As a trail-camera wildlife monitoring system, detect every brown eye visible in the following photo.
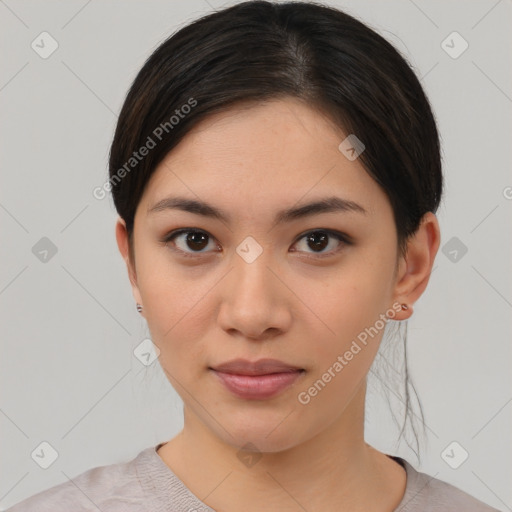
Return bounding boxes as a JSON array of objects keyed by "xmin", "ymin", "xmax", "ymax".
[
  {"xmin": 305, "ymin": 231, "xmax": 329, "ymax": 252},
  {"xmin": 182, "ymin": 231, "xmax": 209, "ymax": 251},
  {"xmin": 164, "ymin": 229, "xmax": 219, "ymax": 258},
  {"xmin": 292, "ymin": 230, "xmax": 348, "ymax": 257}
]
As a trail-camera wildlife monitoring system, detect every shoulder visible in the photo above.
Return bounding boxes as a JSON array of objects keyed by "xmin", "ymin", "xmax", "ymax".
[
  {"xmin": 5, "ymin": 448, "xmax": 151, "ymax": 512},
  {"xmin": 397, "ymin": 458, "xmax": 501, "ymax": 512}
]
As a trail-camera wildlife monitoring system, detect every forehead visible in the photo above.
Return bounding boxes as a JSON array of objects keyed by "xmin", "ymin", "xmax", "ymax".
[
  {"xmin": 164, "ymin": 97, "xmax": 346, "ymax": 169},
  {"xmin": 140, "ymin": 98, "xmax": 390, "ymax": 221}
]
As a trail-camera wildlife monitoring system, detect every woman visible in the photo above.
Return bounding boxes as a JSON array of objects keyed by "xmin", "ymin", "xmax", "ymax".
[{"xmin": 7, "ymin": 1, "xmax": 501, "ymax": 511}]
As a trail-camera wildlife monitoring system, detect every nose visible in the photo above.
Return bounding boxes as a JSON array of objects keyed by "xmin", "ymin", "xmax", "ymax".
[{"xmin": 217, "ymin": 251, "xmax": 292, "ymax": 341}]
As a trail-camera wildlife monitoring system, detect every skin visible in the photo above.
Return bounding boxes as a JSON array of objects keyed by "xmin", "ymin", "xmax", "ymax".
[{"xmin": 116, "ymin": 97, "xmax": 440, "ymax": 512}]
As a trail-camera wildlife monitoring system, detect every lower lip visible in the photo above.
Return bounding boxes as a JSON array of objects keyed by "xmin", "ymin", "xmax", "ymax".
[{"xmin": 211, "ymin": 369, "xmax": 304, "ymax": 400}]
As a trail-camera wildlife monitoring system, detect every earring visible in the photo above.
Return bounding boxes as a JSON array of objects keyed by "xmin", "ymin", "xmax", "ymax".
[
  {"xmin": 136, "ymin": 303, "xmax": 143, "ymax": 313},
  {"xmin": 401, "ymin": 303, "xmax": 409, "ymax": 311}
]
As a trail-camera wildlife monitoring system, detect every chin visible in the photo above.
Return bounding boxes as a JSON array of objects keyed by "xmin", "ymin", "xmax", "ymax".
[{"xmin": 211, "ymin": 408, "xmax": 311, "ymax": 454}]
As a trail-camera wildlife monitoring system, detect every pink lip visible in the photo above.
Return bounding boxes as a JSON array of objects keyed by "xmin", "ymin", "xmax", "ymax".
[
  {"xmin": 209, "ymin": 358, "xmax": 305, "ymax": 400},
  {"xmin": 211, "ymin": 370, "xmax": 304, "ymax": 399}
]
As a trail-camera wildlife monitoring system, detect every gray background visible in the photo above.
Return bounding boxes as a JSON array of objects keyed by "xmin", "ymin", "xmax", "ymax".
[{"xmin": 1, "ymin": 0, "xmax": 511, "ymax": 510}]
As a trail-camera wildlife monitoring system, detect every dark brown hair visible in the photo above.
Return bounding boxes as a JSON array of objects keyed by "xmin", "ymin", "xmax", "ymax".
[{"xmin": 108, "ymin": 0, "xmax": 443, "ymax": 462}]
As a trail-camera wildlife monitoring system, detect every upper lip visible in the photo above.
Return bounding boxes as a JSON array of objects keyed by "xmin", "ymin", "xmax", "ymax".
[{"xmin": 210, "ymin": 358, "xmax": 303, "ymax": 376}]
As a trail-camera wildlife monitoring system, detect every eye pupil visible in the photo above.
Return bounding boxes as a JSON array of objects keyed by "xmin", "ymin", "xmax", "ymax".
[
  {"xmin": 307, "ymin": 232, "xmax": 329, "ymax": 252},
  {"xmin": 187, "ymin": 232, "xmax": 209, "ymax": 251}
]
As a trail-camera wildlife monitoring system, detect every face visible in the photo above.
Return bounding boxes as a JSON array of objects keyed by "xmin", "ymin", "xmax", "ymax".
[{"xmin": 118, "ymin": 97, "xmax": 409, "ymax": 452}]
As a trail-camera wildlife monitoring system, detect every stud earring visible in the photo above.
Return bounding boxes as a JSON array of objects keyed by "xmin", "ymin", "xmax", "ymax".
[
  {"xmin": 401, "ymin": 303, "xmax": 409, "ymax": 311},
  {"xmin": 136, "ymin": 303, "xmax": 143, "ymax": 313}
]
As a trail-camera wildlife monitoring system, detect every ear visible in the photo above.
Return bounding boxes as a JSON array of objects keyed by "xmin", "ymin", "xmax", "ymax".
[
  {"xmin": 115, "ymin": 217, "xmax": 143, "ymax": 314},
  {"xmin": 391, "ymin": 212, "xmax": 441, "ymax": 320}
]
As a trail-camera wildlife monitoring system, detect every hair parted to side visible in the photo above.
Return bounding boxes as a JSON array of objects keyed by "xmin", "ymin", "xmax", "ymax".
[{"xmin": 108, "ymin": 0, "xmax": 443, "ymax": 463}]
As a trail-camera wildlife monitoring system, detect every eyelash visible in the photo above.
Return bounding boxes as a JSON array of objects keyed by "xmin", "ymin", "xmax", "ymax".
[{"xmin": 161, "ymin": 228, "xmax": 351, "ymax": 260}]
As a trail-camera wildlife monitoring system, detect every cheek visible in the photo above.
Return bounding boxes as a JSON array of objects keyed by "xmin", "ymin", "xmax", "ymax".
[
  {"xmin": 135, "ymin": 251, "xmax": 213, "ymax": 365},
  {"xmin": 297, "ymin": 279, "xmax": 390, "ymax": 416},
  {"xmin": 318, "ymin": 258, "xmax": 393, "ymax": 331}
]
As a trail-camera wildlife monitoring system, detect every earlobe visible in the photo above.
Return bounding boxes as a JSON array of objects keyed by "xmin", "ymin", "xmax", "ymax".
[
  {"xmin": 391, "ymin": 212, "xmax": 441, "ymax": 320},
  {"xmin": 115, "ymin": 217, "xmax": 143, "ymax": 308}
]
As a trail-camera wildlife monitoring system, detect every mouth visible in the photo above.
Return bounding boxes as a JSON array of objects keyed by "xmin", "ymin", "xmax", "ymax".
[
  {"xmin": 209, "ymin": 358, "xmax": 305, "ymax": 400},
  {"xmin": 210, "ymin": 357, "xmax": 304, "ymax": 375}
]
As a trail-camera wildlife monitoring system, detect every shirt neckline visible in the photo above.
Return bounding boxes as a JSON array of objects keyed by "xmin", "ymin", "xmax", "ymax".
[{"xmin": 136, "ymin": 442, "xmax": 424, "ymax": 512}]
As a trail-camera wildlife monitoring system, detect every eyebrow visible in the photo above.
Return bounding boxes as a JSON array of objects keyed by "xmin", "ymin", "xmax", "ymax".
[{"xmin": 147, "ymin": 195, "xmax": 367, "ymax": 224}]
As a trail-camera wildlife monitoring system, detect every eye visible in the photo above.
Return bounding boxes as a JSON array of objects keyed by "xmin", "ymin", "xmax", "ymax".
[
  {"xmin": 292, "ymin": 229, "xmax": 349, "ymax": 258},
  {"xmin": 163, "ymin": 228, "xmax": 220, "ymax": 258},
  {"xmin": 163, "ymin": 228, "xmax": 350, "ymax": 259}
]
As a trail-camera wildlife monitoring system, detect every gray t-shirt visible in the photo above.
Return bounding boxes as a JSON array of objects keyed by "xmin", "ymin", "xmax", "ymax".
[{"xmin": 6, "ymin": 443, "xmax": 500, "ymax": 511}]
